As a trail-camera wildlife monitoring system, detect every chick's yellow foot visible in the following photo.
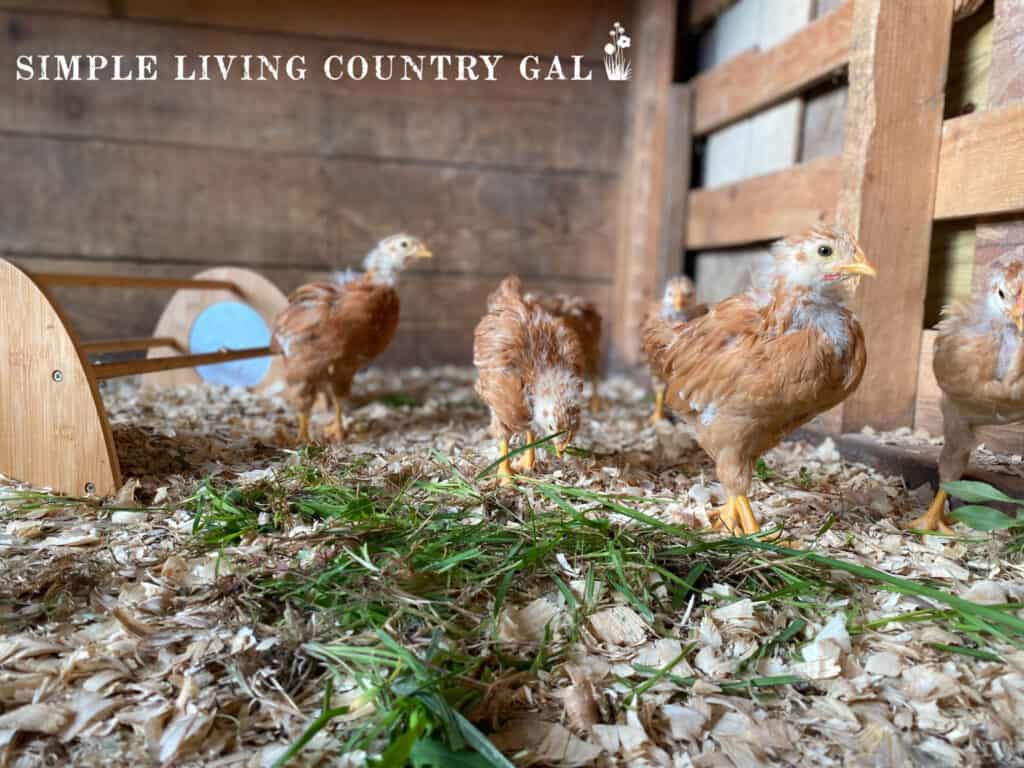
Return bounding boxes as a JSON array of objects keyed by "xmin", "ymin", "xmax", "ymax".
[
  {"xmin": 709, "ymin": 495, "xmax": 760, "ymax": 536},
  {"xmin": 590, "ymin": 393, "xmax": 605, "ymax": 413},
  {"xmin": 511, "ymin": 432, "xmax": 536, "ymax": 473},
  {"xmin": 908, "ymin": 489, "xmax": 955, "ymax": 534},
  {"xmin": 709, "ymin": 497, "xmax": 741, "ymax": 535}
]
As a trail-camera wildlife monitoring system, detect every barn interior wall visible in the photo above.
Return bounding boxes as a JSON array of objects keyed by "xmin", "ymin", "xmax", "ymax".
[{"xmin": 0, "ymin": 0, "xmax": 631, "ymax": 367}]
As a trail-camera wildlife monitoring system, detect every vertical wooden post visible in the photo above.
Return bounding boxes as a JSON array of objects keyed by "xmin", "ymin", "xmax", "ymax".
[
  {"xmin": 973, "ymin": 0, "xmax": 1024, "ymax": 288},
  {"xmin": 655, "ymin": 84, "xmax": 693, "ymax": 293},
  {"xmin": 610, "ymin": 0, "xmax": 678, "ymax": 367},
  {"xmin": 831, "ymin": 0, "xmax": 953, "ymax": 431}
]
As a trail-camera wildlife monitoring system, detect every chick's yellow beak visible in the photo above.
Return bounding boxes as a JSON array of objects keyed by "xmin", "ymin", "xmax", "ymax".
[
  {"xmin": 836, "ymin": 247, "xmax": 877, "ymax": 278},
  {"xmin": 671, "ymin": 293, "xmax": 686, "ymax": 312},
  {"xmin": 1013, "ymin": 288, "xmax": 1024, "ymax": 333},
  {"xmin": 414, "ymin": 244, "xmax": 433, "ymax": 259}
]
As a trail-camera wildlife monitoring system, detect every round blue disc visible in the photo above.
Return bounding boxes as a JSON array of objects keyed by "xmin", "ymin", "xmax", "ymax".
[{"xmin": 189, "ymin": 301, "xmax": 273, "ymax": 387}]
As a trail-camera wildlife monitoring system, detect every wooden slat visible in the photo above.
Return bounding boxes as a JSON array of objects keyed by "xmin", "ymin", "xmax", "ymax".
[
  {"xmin": 654, "ymin": 85, "xmax": 692, "ymax": 291},
  {"xmin": 831, "ymin": 0, "xmax": 953, "ymax": 432},
  {"xmin": 82, "ymin": 336, "xmax": 180, "ymax": 355},
  {"xmin": 691, "ymin": 1, "xmax": 853, "ymax": 136},
  {"xmin": 0, "ymin": 135, "xmax": 616, "ymax": 281},
  {"xmin": 116, "ymin": 0, "xmax": 629, "ymax": 59},
  {"xmin": 32, "ymin": 274, "xmax": 240, "ymax": 292},
  {"xmin": 934, "ymin": 103, "xmax": 1024, "ymax": 220},
  {"xmin": 0, "ymin": 1, "xmax": 109, "ymax": 14},
  {"xmin": 610, "ymin": 0, "xmax": 678, "ymax": 367},
  {"xmin": 92, "ymin": 346, "xmax": 275, "ymax": 380},
  {"xmin": 914, "ymin": 330, "xmax": 1024, "ymax": 454},
  {"xmin": 686, "ymin": 156, "xmax": 841, "ymax": 250},
  {"xmin": 0, "ymin": 12, "xmax": 624, "ymax": 175}
]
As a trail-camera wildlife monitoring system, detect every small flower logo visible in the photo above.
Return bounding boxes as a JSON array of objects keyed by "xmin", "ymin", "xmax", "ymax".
[{"xmin": 604, "ymin": 22, "xmax": 631, "ymax": 81}]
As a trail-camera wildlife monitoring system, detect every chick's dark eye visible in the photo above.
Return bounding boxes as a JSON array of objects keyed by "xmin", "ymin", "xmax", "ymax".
[
  {"xmin": 817, "ymin": 245, "xmax": 833, "ymax": 258},
  {"xmin": 401, "ymin": 241, "xmax": 409, "ymax": 248},
  {"xmin": 999, "ymin": 288, "xmax": 1006, "ymax": 299}
]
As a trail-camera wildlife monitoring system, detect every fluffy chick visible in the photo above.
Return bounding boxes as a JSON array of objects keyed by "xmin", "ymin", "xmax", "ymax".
[
  {"xmin": 650, "ymin": 225, "xmax": 876, "ymax": 535},
  {"xmin": 524, "ymin": 291, "xmax": 604, "ymax": 411},
  {"xmin": 641, "ymin": 276, "xmax": 708, "ymax": 424},
  {"xmin": 910, "ymin": 249, "xmax": 1024, "ymax": 533},
  {"xmin": 271, "ymin": 234, "xmax": 432, "ymax": 443},
  {"xmin": 474, "ymin": 276, "xmax": 585, "ymax": 484}
]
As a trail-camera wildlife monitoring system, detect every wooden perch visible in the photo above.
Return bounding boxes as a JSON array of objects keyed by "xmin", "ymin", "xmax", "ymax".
[{"xmin": 91, "ymin": 346, "xmax": 276, "ymax": 380}]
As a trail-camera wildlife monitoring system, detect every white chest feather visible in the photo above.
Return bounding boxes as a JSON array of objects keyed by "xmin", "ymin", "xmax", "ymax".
[
  {"xmin": 995, "ymin": 328, "xmax": 1021, "ymax": 381},
  {"xmin": 790, "ymin": 300, "xmax": 850, "ymax": 357}
]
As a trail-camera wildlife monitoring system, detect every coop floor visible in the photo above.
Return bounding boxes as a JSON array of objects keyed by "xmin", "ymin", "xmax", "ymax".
[{"xmin": 1, "ymin": 368, "xmax": 1023, "ymax": 767}]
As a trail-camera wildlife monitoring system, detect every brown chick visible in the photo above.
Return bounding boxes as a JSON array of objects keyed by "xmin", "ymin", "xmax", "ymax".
[
  {"xmin": 271, "ymin": 234, "xmax": 432, "ymax": 443},
  {"xmin": 524, "ymin": 291, "xmax": 604, "ymax": 412},
  {"xmin": 652, "ymin": 225, "xmax": 876, "ymax": 535},
  {"xmin": 910, "ymin": 249, "xmax": 1024, "ymax": 533},
  {"xmin": 641, "ymin": 275, "xmax": 708, "ymax": 424},
  {"xmin": 474, "ymin": 276, "xmax": 585, "ymax": 485}
]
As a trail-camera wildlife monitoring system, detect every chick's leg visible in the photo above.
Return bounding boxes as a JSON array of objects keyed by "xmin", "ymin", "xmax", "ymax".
[
  {"xmin": 648, "ymin": 384, "xmax": 666, "ymax": 425},
  {"xmin": 292, "ymin": 384, "xmax": 316, "ymax": 445},
  {"xmin": 297, "ymin": 411, "xmax": 312, "ymax": 444},
  {"xmin": 590, "ymin": 376, "xmax": 604, "ymax": 413},
  {"xmin": 323, "ymin": 399, "xmax": 347, "ymax": 443},
  {"xmin": 908, "ymin": 402, "xmax": 973, "ymax": 534},
  {"xmin": 709, "ymin": 497, "xmax": 740, "ymax": 534},
  {"xmin": 497, "ymin": 438, "xmax": 514, "ymax": 486},
  {"xmin": 512, "ymin": 431, "xmax": 536, "ymax": 473}
]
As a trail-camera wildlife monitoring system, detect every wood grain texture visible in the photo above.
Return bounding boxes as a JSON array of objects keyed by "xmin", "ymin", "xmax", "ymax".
[
  {"xmin": 915, "ymin": 330, "xmax": 1024, "ymax": 454},
  {"xmin": 0, "ymin": 135, "xmax": 617, "ymax": 280},
  {"xmin": 934, "ymin": 103, "xmax": 1024, "ymax": 220},
  {"xmin": 686, "ymin": 156, "xmax": 840, "ymax": 249},
  {"xmin": 610, "ymin": 0, "xmax": 677, "ymax": 368},
  {"xmin": 34, "ymin": 273, "xmax": 240, "ymax": 291},
  {"xmin": 690, "ymin": 1, "xmax": 852, "ymax": 136},
  {"xmin": 833, "ymin": 0, "xmax": 953, "ymax": 432},
  {"xmin": 971, "ymin": 0, "xmax": 1024, "ymax": 301},
  {"xmin": 116, "ymin": 0, "xmax": 630, "ymax": 59},
  {"xmin": 0, "ymin": 258, "xmax": 120, "ymax": 496},
  {"xmin": 0, "ymin": 0, "xmax": 108, "ymax": 14},
  {"xmin": 0, "ymin": 11, "xmax": 624, "ymax": 175},
  {"xmin": 654, "ymin": 85, "xmax": 691, "ymax": 291}
]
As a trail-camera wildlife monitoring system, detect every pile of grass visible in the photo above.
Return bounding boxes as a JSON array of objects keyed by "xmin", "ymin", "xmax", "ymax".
[{"xmin": 177, "ymin": 449, "xmax": 1024, "ymax": 767}]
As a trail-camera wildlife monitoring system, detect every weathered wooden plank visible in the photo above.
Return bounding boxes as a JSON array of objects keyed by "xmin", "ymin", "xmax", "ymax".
[
  {"xmin": 0, "ymin": 11, "xmax": 624, "ymax": 174},
  {"xmin": 0, "ymin": 0, "xmax": 108, "ymax": 14},
  {"xmin": 972, "ymin": 0, "xmax": 1024, "ymax": 300},
  {"xmin": 915, "ymin": 330, "xmax": 1024, "ymax": 454},
  {"xmin": 833, "ymin": 0, "xmax": 953, "ymax": 432},
  {"xmin": 0, "ymin": 135, "xmax": 616, "ymax": 280},
  {"xmin": 610, "ymin": 0, "xmax": 677, "ymax": 367},
  {"xmin": 116, "ymin": 0, "xmax": 629, "ymax": 59},
  {"xmin": 934, "ymin": 103, "xmax": 1024, "ymax": 220},
  {"xmin": 691, "ymin": 1, "xmax": 853, "ymax": 136},
  {"xmin": 686, "ymin": 156, "xmax": 840, "ymax": 249},
  {"xmin": 654, "ymin": 85, "xmax": 692, "ymax": 291}
]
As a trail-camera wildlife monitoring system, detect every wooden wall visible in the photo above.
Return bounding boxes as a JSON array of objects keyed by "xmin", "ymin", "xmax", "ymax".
[{"xmin": 0, "ymin": 1, "xmax": 630, "ymax": 367}]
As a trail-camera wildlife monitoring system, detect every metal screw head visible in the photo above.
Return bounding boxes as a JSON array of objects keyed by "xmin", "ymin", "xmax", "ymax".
[
  {"xmin": 84, "ymin": 482, "xmax": 96, "ymax": 495},
  {"xmin": 51, "ymin": 369, "xmax": 64, "ymax": 383}
]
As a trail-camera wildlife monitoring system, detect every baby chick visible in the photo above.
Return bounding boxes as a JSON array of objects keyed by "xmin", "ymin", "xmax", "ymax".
[
  {"xmin": 650, "ymin": 226, "xmax": 876, "ymax": 535},
  {"xmin": 474, "ymin": 276, "xmax": 585, "ymax": 484},
  {"xmin": 272, "ymin": 234, "xmax": 431, "ymax": 443},
  {"xmin": 910, "ymin": 249, "xmax": 1024, "ymax": 533},
  {"xmin": 641, "ymin": 276, "xmax": 708, "ymax": 424},
  {"xmin": 524, "ymin": 292, "xmax": 604, "ymax": 412}
]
